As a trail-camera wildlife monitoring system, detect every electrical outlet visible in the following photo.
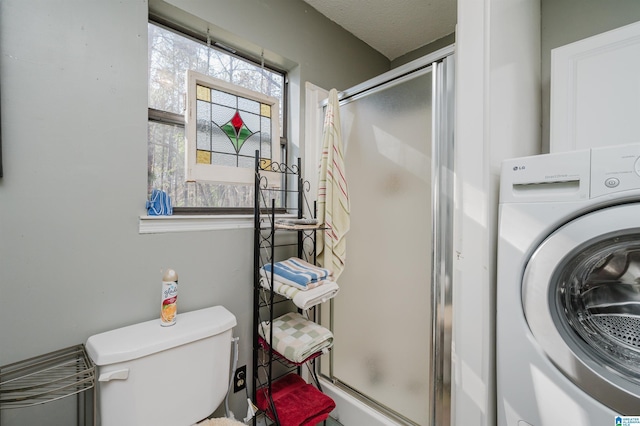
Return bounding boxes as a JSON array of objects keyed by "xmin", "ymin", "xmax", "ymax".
[{"xmin": 234, "ymin": 365, "xmax": 246, "ymax": 393}]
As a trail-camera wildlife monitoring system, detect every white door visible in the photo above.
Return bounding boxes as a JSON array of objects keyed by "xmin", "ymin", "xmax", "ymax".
[
  {"xmin": 551, "ymin": 20, "xmax": 640, "ymax": 152},
  {"xmin": 305, "ymin": 52, "xmax": 455, "ymax": 426}
]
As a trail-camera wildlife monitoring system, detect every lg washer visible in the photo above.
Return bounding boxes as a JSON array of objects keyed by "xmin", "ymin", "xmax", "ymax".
[{"xmin": 497, "ymin": 143, "xmax": 640, "ymax": 425}]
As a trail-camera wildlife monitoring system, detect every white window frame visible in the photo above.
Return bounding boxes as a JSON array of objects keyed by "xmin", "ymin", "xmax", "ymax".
[{"xmin": 185, "ymin": 70, "xmax": 282, "ymax": 188}]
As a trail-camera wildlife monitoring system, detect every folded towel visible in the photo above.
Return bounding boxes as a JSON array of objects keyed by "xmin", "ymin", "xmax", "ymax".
[
  {"xmin": 260, "ymin": 277, "xmax": 339, "ymax": 310},
  {"xmin": 256, "ymin": 373, "xmax": 335, "ymax": 426},
  {"xmin": 260, "ymin": 258, "xmax": 333, "ymax": 290},
  {"xmin": 274, "ymin": 222, "xmax": 321, "ymax": 230},
  {"xmin": 146, "ymin": 188, "xmax": 173, "ymax": 216},
  {"xmin": 276, "ymin": 218, "xmax": 318, "ymax": 225},
  {"xmin": 259, "ymin": 312, "xmax": 333, "ymax": 364}
]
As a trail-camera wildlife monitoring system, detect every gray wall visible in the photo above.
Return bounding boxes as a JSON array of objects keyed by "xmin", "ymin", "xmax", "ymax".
[
  {"xmin": 541, "ymin": 0, "xmax": 640, "ymax": 151},
  {"xmin": 391, "ymin": 33, "xmax": 456, "ymax": 69},
  {"xmin": 0, "ymin": 0, "xmax": 388, "ymax": 422},
  {"xmin": 154, "ymin": 0, "xmax": 390, "ymax": 156}
]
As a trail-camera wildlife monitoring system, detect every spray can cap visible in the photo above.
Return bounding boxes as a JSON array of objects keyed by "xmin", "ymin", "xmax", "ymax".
[{"xmin": 162, "ymin": 268, "xmax": 178, "ymax": 282}]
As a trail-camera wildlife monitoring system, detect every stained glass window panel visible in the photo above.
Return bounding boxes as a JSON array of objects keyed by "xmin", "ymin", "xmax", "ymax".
[
  {"xmin": 238, "ymin": 97, "xmax": 260, "ymax": 114},
  {"xmin": 196, "ymin": 85, "xmax": 210, "ymax": 102},
  {"xmin": 260, "ymin": 158, "xmax": 272, "ymax": 171},
  {"xmin": 220, "ymin": 111, "xmax": 255, "ymax": 153},
  {"xmin": 212, "ymin": 127, "xmax": 234, "ymax": 156},
  {"xmin": 190, "ymin": 76, "xmax": 277, "ymax": 181},
  {"xmin": 261, "ymin": 116, "xmax": 271, "ymax": 138},
  {"xmin": 211, "ymin": 89, "xmax": 236, "ymax": 108},
  {"xmin": 239, "ymin": 134, "xmax": 260, "ymax": 158},
  {"xmin": 211, "ymin": 105, "xmax": 236, "ymax": 128},
  {"xmin": 261, "ymin": 141, "xmax": 271, "ymax": 160},
  {"xmin": 238, "ymin": 155, "xmax": 254, "ymax": 170},
  {"xmin": 196, "ymin": 100, "xmax": 211, "ymax": 151},
  {"xmin": 216, "ymin": 153, "xmax": 237, "ymax": 168},
  {"xmin": 241, "ymin": 112, "xmax": 260, "ymax": 133},
  {"xmin": 197, "ymin": 129, "xmax": 210, "ymax": 151},
  {"xmin": 196, "ymin": 150, "xmax": 211, "ymax": 164},
  {"xmin": 261, "ymin": 116, "xmax": 272, "ymax": 159}
]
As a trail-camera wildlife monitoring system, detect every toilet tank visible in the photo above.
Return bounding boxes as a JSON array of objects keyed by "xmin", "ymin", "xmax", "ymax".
[{"xmin": 86, "ymin": 306, "xmax": 237, "ymax": 426}]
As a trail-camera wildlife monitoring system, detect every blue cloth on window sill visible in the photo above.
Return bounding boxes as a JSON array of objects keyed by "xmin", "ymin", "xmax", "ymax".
[{"xmin": 146, "ymin": 189, "xmax": 173, "ymax": 216}]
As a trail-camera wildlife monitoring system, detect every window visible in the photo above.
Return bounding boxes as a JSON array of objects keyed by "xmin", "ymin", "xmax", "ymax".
[{"xmin": 147, "ymin": 21, "xmax": 286, "ymax": 211}]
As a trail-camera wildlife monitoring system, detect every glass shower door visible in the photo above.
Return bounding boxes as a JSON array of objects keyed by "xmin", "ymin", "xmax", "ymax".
[{"xmin": 320, "ymin": 67, "xmax": 436, "ymax": 425}]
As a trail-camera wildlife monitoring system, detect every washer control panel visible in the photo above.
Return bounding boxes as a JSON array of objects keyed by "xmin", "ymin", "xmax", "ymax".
[
  {"xmin": 500, "ymin": 143, "xmax": 640, "ymax": 203},
  {"xmin": 591, "ymin": 143, "xmax": 640, "ymax": 198}
]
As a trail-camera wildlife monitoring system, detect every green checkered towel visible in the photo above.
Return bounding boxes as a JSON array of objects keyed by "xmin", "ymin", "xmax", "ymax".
[{"xmin": 259, "ymin": 312, "xmax": 334, "ymax": 363}]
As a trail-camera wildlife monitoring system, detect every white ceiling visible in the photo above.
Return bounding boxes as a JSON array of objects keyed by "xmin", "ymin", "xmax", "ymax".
[{"xmin": 303, "ymin": 0, "xmax": 457, "ymax": 61}]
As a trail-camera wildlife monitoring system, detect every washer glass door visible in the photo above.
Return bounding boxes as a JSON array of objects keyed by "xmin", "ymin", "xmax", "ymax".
[
  {"xmin": 560, "ymin": 235, "xmax": 640, "ymax": 380},
  {"xmin": 523, "ymin": 203, "xmax": 640, "ymax": 414}
]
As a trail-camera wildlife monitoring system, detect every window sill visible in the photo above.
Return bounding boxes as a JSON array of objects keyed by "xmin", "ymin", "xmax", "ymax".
[
  {"xmin": 139, "ymin": 213, "xmax": 298, "ymax": 234},
  {"xmin": 139, "ymin": 214, "xmax": 253, "ymax": 234}
]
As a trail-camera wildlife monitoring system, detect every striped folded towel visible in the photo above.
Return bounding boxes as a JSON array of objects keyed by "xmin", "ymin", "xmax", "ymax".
[
  {"xmin": 260, "ymin": 277, "xmax": 339, "ymax": 310},
  {"xmin": 260, "ymin": 257, "xmax": 333, "ymax": 290}
]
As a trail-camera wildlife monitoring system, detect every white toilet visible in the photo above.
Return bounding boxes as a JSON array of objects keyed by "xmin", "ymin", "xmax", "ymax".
[{"xmin": 86, "ymin": 306, "xmax": 237, "ymax": 426}]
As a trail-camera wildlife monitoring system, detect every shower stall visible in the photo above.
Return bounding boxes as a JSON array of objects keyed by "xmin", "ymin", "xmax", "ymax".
[{"xmin": 307, "ymin": 47, "xmax": 455, "ymax": 426}]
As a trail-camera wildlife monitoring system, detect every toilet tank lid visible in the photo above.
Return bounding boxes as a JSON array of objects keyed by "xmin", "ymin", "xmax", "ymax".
[{"xmin": 85, "ymin": 306, "xmax": 237, "ymax": 366}]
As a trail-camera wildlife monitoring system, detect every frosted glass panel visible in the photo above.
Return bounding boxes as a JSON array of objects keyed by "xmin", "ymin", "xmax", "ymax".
[{"xmin": 328, "ymin": 71, "xmax": 433, "ymax": 425}]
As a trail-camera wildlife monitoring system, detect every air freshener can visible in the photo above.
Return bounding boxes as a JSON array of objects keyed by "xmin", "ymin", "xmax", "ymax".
[{"xmin": 161, "ymin": 268, "xmax": 178, "ymax": 326}]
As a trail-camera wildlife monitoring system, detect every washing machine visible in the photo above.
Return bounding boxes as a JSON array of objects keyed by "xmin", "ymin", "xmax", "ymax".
[{"xmin": 497, "ymin": 143, "xmax": 640, "ymax": 425}]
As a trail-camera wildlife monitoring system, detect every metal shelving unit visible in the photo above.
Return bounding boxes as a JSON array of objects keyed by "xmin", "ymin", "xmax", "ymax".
[
  {"xmin": 252, "ymin": 151, "xmax": 333, "ymax": 425},
  {"xmin": 0, "ymin": 344, "xmax": 95, "ymax": 425}
]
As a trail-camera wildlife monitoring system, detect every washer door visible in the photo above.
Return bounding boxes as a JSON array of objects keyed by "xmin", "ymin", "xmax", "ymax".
[{"xmin": 523, "ymin": 203, "xmax": 640, "ymax": 414}]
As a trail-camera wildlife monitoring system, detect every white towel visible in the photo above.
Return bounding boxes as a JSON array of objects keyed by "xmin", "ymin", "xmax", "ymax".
[
  {"xmin": 260, "ymin": 277, "xmax": 339, "ymax": 310},
  {"xmin": 317, "ymin": 88, "xmax": 350, "ymax": 279}
]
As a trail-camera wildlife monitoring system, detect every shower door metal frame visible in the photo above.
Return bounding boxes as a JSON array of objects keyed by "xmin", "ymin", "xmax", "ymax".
[
  {"xmin": 318, "ymin": 46, "xmax": 455, "ymax": 426},
  {"xmin": 430, "ymin": 53, "xmax": 455, "ymax": 426}
]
